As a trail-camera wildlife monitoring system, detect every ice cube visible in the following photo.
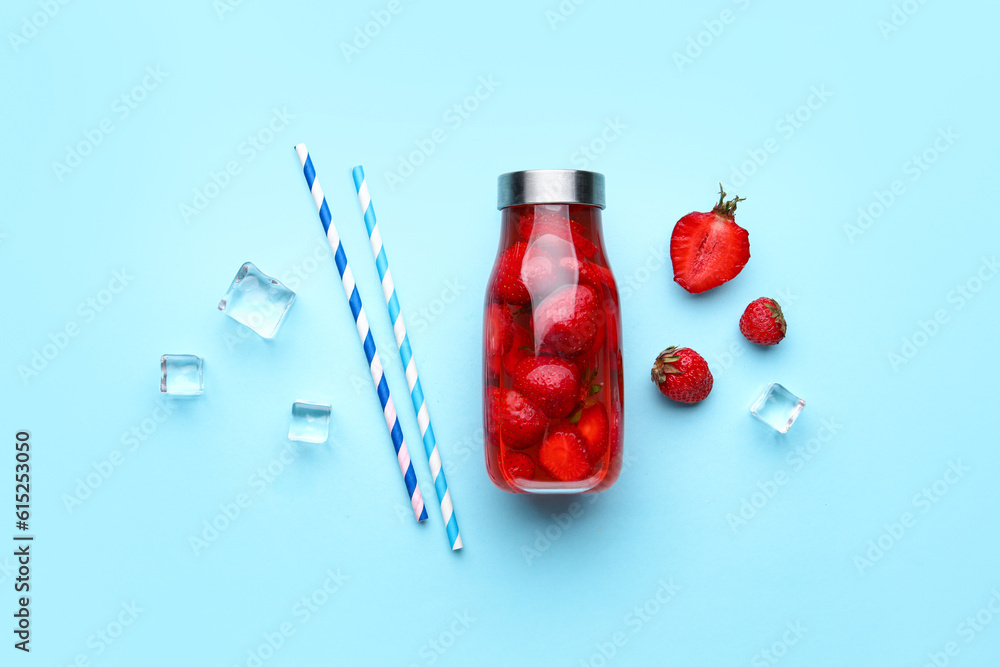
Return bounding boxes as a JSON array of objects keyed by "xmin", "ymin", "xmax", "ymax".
[
  {"xmin": 160, "ymin": 355, "xmax": 203, "ymax": 395},
  {"xmin": 288, "ymin": 401, "xmax": 332, "ymax": 443},
  {"xmin": 218, "ymin": 262, "xmax": 295, "ymax": 338},
  {"xmin": 750, "ymin": 383, "xmax": 805, "ymax": 433}
]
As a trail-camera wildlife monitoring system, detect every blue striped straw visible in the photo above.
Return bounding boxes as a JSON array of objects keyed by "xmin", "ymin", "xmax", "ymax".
[
  {"xmin": 294, "ymin": 145, "xmax": 427, "ymax": 523},
  {"xmin": 352, "ymin": 166, "xmax": 462, "ymax": 551}
]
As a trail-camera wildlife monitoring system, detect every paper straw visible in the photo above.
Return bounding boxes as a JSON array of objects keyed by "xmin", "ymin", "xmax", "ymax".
[
  {"xmin": 352, "ymin": 165, "xmax": 463, "ymax": 551},
  {"xmin": 294, "ymin": 144, "xmax": 427, "ymax": 523}
]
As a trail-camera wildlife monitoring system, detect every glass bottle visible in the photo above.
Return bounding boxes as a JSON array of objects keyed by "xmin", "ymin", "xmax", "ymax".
[{"xmin": 484, "ymin": 170, "xmax": 623, "ymax": 493}]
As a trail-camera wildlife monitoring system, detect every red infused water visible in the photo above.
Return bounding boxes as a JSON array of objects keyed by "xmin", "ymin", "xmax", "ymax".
[{"xmin": 483, "ymin": 170, "xmax": 623, "ymax": 493}]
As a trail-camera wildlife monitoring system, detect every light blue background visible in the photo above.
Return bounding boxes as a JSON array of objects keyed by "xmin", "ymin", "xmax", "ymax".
[{"xmin": 2, "ymin": 0, "xmax": 999, "ymax": 665}]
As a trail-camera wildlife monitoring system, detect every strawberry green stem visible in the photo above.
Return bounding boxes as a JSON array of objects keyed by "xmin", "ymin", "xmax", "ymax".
[
  {"xmin": 651, "ymin": 347, "xmax": 683, "ymax": 385},
  {"xmin": 713, "ymin": 183, "xmax": 745, "ymax": 219}
]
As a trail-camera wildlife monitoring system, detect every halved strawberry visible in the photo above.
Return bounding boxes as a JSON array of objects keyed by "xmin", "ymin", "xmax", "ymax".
[
  {"xmin": 538, "ymin": 427, "xmax": 591, "ymax": 482},
  {"xmin": 501, "ymin": 451, "xmax": 536, "ymax": 481},
  {"xmin": 575, "ymin": 403, "xmax": 609, "ymax": 463},
  {"xmin": 670, "ymin": 186, "xmax": 750, "ymax": 294}
]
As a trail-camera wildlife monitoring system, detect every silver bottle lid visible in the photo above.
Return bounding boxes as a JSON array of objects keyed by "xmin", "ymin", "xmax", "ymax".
[{"xmin": 497, "ymin": 169, "xmax": 605, "ymax": 210}]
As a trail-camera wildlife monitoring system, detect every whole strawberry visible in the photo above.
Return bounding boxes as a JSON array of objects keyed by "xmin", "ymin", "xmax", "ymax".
[
  {"xmin": 651, "ymin": 347, "xmax": 713, "ymax": 404},
  {"xmin": 486, "ymin": 387, "xmax": 547, "ymax": 449},
  {"xmin": 491, "ymin": 242, "xmax": 531, "ymax": 305},
  {"xmin": 512, "ymin": 356, "xmax": 582, "ymax": 419},
  {"xmin": 501, "ymin": 451, "xmax": 536, "ymax": 481},
  {"xmin": 533, "ymin": 284, "xmax": 602, "ymax": 357},
  {"xmin": 575, "ymin": 403, "xmax": 609, "ymax": 463},
  {"xmin": 739, "ymin": 297, "xmax": 786, "ymax": 345},
  {"xmin": 670, "ymin": 186, "xmax": 750, "ymax": 294},
  {"xmin": 520, "ymin": 241, "xmax": 565, "ymax": 299}
]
